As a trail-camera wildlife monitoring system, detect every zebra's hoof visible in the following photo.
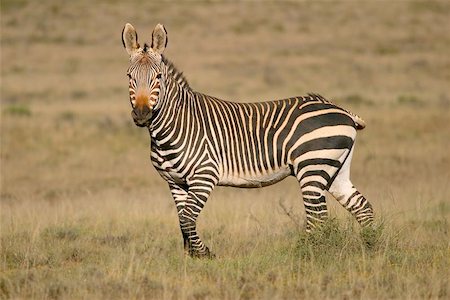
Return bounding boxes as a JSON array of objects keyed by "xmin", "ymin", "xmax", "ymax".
[{"xmin": 187, "ymin": 248, "xmax": 215, "ymax": 259}]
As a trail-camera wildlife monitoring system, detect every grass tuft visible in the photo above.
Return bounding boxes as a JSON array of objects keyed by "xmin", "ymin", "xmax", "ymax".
[
  {"xmin": 42, "ymin": 224, "xmax": 83, "ymax": 241},
  {"xmin": 295, "ymin": 218, "xmax": 388, "ymax": 267},
  {"xmin": 296, "ymin": 219, "xmax": 356, "ymax": 263},
  {"xmin": 360, "ymin": 226, "xmax": 381, "ymax": 250}
]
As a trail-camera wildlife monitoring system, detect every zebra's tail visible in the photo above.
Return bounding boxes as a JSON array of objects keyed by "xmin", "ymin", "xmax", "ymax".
[
  {"xmin": 337, "ymin": 103, "xmax": 366, "ymax": 130},
  {"xmin": 337, "ymin": 107, "xmax": 366, "ymax": 130},
  {"xmin": 351, "ymin": 113, "xmax": 366, "ymax": 130}
]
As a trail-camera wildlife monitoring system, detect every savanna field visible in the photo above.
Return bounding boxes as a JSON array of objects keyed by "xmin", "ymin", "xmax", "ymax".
[{"xmin": 1, "ymin": 1, "xmax": 449, "ymax": 299}]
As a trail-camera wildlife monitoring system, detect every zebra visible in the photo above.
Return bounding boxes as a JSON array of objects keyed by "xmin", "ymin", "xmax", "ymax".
[{"xmin": 121, "ymin": 23, "xmax": 374, "ymax": 258}]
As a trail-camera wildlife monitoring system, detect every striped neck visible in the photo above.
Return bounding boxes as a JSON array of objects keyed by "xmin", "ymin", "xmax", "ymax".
[
  {"xmin": 161, "ymin": 56, "xmax": 191, "ymax": 91},
  {"xmin": 149, "ymin": 66, "xmax": 195, "ymax": 136}
]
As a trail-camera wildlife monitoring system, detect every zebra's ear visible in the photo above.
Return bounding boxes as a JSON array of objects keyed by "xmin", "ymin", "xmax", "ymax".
[
  {"xmin": 122, "ymin": 23, "xmax": 140, "ymax": 55},
  {"xmin": 151, "ymin": 24, "xmax": 167, "ymax": 55}
]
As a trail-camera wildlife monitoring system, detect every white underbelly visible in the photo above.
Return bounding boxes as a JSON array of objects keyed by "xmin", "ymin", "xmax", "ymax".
[{"xmin": 218, "ymin": 167, "xmax": 291, "ymax": 188}]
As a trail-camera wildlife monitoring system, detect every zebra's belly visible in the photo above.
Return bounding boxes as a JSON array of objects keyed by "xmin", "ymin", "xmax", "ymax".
[{"xmin": 218, "ymin": 167, "xmax": 292, "ymax": 188}]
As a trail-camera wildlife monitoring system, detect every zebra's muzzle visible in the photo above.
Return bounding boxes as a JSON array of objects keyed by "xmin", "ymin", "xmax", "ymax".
[{"xmin": 131, "ymin": 105, "xmax": 152, "ymax": 127}]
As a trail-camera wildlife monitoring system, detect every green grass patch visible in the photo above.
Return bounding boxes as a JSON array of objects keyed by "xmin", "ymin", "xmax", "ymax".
[
  {"xmin": 70, "ymin": 90, "xmax": 88, "ymax": 100},
  {"xmin": 231, "ymin": 19, "xmax": 264, "ymax": 35},
  {"xmin": 342, "ymin": 94, "xmax": 374, "ymax": 106},
  {"xmin": 410, "ymin": 1, "xmax": 450, "ymax": 14},
  {"xmin": 375, "ymin": 44, "xmax": 399, "ymax": 55},
  {"xmin": 3, "ymin": 104, "xmax": 32, "ymax": 117},
  {"xmin": 58, "ymin": 111, "xmax": 77, "ymax": 122},
  {"xmin": 1, "ymin": 0, "xmax": 28, "ymax": 11},
  {"xmin": 397, "ymin": 94, "xmax": 424, "ymax": 106}
]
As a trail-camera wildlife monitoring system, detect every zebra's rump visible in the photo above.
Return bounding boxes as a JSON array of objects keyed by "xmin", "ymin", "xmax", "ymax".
[{"xmin": 275, "ymin": 93, "xmax": 366, "ymax": 130}]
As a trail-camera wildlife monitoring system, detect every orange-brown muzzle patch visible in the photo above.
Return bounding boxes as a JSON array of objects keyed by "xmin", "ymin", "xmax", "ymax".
[
  {"xmin": 131, "ymin": 81, "xmax": 160, "ymax": 127},
  {"xmin": 131, "ymin": 90, "xmax": 152, "ymax": 127}
]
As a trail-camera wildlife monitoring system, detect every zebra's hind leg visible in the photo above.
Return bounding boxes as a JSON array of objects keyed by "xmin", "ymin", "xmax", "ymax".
[
  {"xmin": 329, "ymin": 147, "xmax": 374, "ymax": 227},
  {"xmin": 297, "ymin": 173, "xmax": 329, "ymax": 232}
]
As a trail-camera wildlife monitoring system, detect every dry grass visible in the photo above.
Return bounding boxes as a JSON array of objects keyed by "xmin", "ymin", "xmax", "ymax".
[{"xmin": 1, "ymin": 0, "xmax": 450, "ymax": 299}]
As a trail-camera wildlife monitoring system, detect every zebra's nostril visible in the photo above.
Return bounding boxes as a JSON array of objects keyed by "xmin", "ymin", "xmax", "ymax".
[
  {"xmin": 141, "ymin": 105, "xmax": 151, "ymax": 115},
  {"xmin": 131, "ymin": 106, "xmax": 152, "ymax": 127}
]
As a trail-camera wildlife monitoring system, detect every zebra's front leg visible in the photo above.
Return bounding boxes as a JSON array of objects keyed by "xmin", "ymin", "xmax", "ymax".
[
  {"xmin": 177, "ymin": 179, "xmax": 215, "ymax": 258},
  {"xmin": 168, "ymin": 182, "xmax": 191, "ymax": 253},
  {"xmin": 179, "ymin": 179, "xmax": 216, "ymax": 258}
]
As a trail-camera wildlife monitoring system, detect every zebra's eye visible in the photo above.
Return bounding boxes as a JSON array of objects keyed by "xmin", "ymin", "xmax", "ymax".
[
  {"xmin": 127, "ymin": 73, "xmax": 132, "ymax": 79},
  {"xmin": 156, "ymin": 73, "xmax": 162, "ymax": 79}
]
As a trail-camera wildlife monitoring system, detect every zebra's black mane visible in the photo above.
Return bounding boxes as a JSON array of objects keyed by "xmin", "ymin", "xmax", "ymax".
[{"xmin": 162, "ymin": 55, "xmax": 191, "ymax": 91}]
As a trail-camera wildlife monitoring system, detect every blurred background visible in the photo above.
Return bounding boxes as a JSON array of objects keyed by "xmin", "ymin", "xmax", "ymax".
[{"xmin": 2, "ymin": 0, "xmax": 449, "ymax": 209}]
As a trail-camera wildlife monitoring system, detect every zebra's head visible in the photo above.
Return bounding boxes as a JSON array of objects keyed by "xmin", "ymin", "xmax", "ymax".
[{"xmin": 122, "ymin": 23, "xmax": 167, "ymax": 127}]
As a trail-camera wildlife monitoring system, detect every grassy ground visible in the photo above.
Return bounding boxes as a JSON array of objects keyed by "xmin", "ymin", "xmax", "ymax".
[{"xmin": 1, "ymin": 0, "xmax": 450, "ymax": 299}]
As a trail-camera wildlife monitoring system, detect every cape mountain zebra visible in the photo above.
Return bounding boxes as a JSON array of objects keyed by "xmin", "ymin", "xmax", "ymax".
[{"xmin": 122, "ymin": 23, "xmax": 374, "ymax": 258}]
